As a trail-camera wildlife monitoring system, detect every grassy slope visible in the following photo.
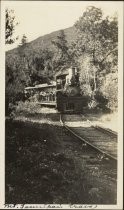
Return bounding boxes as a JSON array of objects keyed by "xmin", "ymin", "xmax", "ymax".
[{"xmin": 5, "ymin": 116, "xmax": 117, "ymax": 204}]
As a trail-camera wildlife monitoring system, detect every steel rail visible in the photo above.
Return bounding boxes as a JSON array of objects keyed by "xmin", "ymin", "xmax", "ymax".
[
  {"xmin": 60, "ymin": 114, "xmax": 117, "ymax": 161},
  {"xmin": 81, "ymin": 114, "xmax": 117, "ymax": 138}
]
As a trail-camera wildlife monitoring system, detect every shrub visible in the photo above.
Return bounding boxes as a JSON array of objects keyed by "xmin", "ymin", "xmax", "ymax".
[
  {"xmin": 94, "ymin": 90, "xmax": 108, "ymax": 110},
  {"xmin": 100, "ymin": 73, "xmax": 118, "ymax": 111},
  {"xmin": 15, "ymin": 101, "xmax": 40, "ymax": 114}
]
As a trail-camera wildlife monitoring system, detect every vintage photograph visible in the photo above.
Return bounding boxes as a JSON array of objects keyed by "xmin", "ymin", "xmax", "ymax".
[{"xmin": 1, "ymin": 0, "xmax": 123, "ymax": 209}]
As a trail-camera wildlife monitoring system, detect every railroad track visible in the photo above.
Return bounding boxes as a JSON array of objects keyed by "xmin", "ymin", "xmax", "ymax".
[
  {"xmin": 60, "ymin": 114, "xmax": 117, "ymax": 161},
  {"xmin": 81, "ymin": 114, "xmax": 117, "ymax": 138}
]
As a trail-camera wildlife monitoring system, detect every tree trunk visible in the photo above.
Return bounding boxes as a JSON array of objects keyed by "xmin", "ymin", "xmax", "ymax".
[{"xmin": 92, "ymin": 49, "xmax": 97, "ymax": 92}]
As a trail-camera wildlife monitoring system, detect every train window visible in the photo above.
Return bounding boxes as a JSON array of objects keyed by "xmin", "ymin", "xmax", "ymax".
[{"xmin": 66, "ymin": 103, "xmax": 74, "ymax": 111}]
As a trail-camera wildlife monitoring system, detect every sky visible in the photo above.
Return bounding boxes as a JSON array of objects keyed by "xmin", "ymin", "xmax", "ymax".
[{"xmin": 2, "ymin": 1, "xmax": 122, "ymax": 51}]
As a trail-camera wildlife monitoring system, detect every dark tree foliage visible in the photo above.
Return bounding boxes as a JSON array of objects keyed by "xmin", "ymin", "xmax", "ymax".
[
  {"xmin": 52, "ymin": 30, "xmax": 68, "ymax": 53},
  {"xmin": 5, "ymin": 9, "xmax": 19, "ymax": 44},
  {"xmin": 73, "ymin": 6, "xmax": 118, "ymax": 110},
  {"xmin": 6, "ymin": 45, "xmax": 55, "ymax": 110},
  {"xmin": 23, "ymin": 48, "xmax": 54, "ymax": 86},
  {"xmin": 52, "ymin": 30, "xmax": 72, "ymax": 70},
  {"xmin": 74, "ymin": 6, "xmax": 118, "ymax": 74},
  {"xmin": 19, "ymin": 34, "xmax": 28, "ymax": 46}
]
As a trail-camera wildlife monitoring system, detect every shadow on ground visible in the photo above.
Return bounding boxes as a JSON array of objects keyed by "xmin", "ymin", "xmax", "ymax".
[{"xmin": 5, "ymin": 119, "xmax": 117, "ymax": 204}]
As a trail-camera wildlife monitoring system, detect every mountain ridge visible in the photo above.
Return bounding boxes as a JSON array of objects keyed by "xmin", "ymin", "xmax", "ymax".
[{"xmin": 6, "ymin": 25, "xmax": 78, "ymax": 54}]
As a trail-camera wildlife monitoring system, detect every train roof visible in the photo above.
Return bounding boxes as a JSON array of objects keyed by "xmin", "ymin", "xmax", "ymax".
[
  {"xmin": 35, "ymin": 82, "xmax": 56, "ymax": 88},
  {"xmin": 56, "ymin": 69, "xmax": 69, "ymax": 77},
  {"xmin": 25, "ymin": 86, "xmax": 36, "ymax": 90},
  {"xmin": 25, "ymin": 81, "xmax": 56, "ymax": 90}
]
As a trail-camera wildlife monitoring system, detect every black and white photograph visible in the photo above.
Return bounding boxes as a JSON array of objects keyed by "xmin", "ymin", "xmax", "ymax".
[{"xmin": 0, "ymin": 0, "xmax": 123, "ymax": 209}]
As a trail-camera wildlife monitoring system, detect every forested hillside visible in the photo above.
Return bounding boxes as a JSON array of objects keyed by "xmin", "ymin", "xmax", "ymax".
[
  {"xmin": 6, "ymin": 6, "xmax": 118, "ymax": 113},
  {"xmin": 7, "ymin": 26, "xmax": 77, "ymax": 56},
  {"xmin": 6, "ymin": 26, "xmax": 78, "ymax": 101}
]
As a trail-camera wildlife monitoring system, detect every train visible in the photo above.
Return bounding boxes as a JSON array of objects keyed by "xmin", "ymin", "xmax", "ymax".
[{"xmin": 24, "ymin": 66, "xmax": 88, "ymax": 113}]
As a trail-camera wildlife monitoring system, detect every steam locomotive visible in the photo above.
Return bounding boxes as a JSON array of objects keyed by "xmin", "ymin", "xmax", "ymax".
[{"xmin": 24, "ymin": 66, "xmax": 88, "ymax": 113}]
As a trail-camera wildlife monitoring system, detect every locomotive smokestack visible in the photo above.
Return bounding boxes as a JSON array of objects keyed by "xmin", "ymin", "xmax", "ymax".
[{"xmin": 68, "ymin": 67, "xmax": 76, "ymax": 79}]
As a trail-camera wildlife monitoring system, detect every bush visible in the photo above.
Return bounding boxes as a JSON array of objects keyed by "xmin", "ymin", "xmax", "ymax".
[
  {"xmin": 15, "ymin": 101, "xmax": 40, "ymax": 114},
  {"xmin": 5, "ymin": 91, "xmax": 25, "ymax": 116},
  {"xmin": 100, "ymin": 73, "xmax": 118, "ymax": 111},
  {"xmin": 94, "ymin": 90, "xmax": 108, "ymax": 110}
]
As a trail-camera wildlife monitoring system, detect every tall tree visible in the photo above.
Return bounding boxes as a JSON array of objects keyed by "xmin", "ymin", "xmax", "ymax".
[
  {"xmin": 5, "ymin": 8, "xmax": 19, "ymax": 115},
  {"xmin": 19, "ymin": 34, "xmax": 28, "ymax": 46},
  {"xmin": 52, "ymin": 30, "xmax": 71, "ymax": 70},
  {"xmin": 5, "ymin": 8, "xmax": 19, "ymax": 44},
  {"xmin": 74, "ymin": 6, "xmax": 118, "ymax": 92}
]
